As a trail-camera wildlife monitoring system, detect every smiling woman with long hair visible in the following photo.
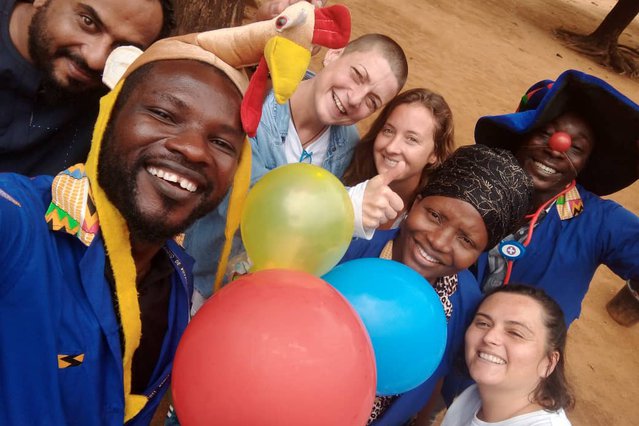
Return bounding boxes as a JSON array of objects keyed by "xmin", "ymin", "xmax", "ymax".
[
  {"xmin": 342, "ymin": 88, "xmax": 455, "ymax": 238},
  {"xmin": 442, "ymin": 284, "xmax": 574, "ymax": 425}
]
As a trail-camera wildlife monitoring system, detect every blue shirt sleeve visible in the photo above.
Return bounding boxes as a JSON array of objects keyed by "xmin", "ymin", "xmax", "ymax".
[
  {"xmin": 595, "ymin": 198, "xmax": 639, "ymax": 281},
  {"xmin": 0, "ymin": 175, "xmax": 41, "ymax": 296}
]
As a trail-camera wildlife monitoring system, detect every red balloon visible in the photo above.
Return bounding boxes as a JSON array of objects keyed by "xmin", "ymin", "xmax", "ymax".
[
  {"xmin": 548, "ymin": 131, "xmax": 572, "ymax": 153},
  {"xmin": 171, "ymin": 269, "xmax": 376, "ymax": 426}
]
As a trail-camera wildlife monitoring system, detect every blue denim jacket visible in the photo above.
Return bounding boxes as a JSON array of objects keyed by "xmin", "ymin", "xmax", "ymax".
[{"xmin": 185, "ymin": 72, "xmax": 360, "ymax": 298}]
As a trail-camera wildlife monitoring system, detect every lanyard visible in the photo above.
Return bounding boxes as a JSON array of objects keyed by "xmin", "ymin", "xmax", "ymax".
[
  {"xmin": 299, "ymin": 149, "xmax": 313, "ymax": 163},
  {"xmin": 502, "ymin": 180, "xmax": 576, "ymax": 284}
]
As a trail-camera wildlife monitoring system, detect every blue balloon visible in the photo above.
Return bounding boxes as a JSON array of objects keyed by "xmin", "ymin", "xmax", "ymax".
[{"xmin": 323, "ymin": 258, "xmax": 447, "ymax": 395}]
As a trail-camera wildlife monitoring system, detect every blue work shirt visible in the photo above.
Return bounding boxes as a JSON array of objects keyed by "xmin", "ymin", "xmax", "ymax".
[
  {"xmin": 474, "ymin": 185, "xmax": 639, "ymax": 326},
  {"xmin": 0, "ymin": 173, "xmax": 193, "ymax": 425}
]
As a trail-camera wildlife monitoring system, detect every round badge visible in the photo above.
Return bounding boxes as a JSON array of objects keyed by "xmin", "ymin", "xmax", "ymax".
[{"xmin": 499, "ymin": 240, "xmax": 526, "ymax": 260}]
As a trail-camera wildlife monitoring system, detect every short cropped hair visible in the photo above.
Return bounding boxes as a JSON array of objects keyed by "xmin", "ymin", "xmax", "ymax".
[{"xmin": 343, "ymin": 34, "xmax": 408, "ymax": 92}]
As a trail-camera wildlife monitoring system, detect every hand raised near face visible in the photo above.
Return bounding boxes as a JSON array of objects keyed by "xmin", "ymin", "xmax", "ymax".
[
  {"xmin": 255, "ymin": 0, "xmax": 326, "ymax": 21},
  {"xmin": 361, "ymin": 162, "xmax": 406, "ymax": 231}
]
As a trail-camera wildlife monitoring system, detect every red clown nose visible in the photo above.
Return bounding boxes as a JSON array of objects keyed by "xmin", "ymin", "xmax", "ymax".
[{"xmin": 548, "ymin": 131, "xmax": 572, "ymax": 152}]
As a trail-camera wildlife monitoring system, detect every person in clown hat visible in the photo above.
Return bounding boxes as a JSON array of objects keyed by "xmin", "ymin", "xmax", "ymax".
[
  {"xmin": 472, "ymin": 69, "xmax": 639, "ymax": 327},
  {"xmin": 0, "ymin": 2, "xmax": 342, "ymax": 424},
  {"xmin": 440, "ymin": 68, "xmax": 639, "ymax": 409}
]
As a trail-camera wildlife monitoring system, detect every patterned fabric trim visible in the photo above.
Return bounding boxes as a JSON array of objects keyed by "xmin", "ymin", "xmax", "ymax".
[
  {"xmin": 173, "ymin": 233, "xmax": 185, "ymax": 247},
  {"xmin": 57, "ymin": 353, "xmax": 85, "ymax": 368},
  {"xmin": 555, "ymin": 185, "xmax": 584, "ymax": 221},
  {"xmin": 367, "ymin": 395, "xmax": 398, "ymax": 425},
  {"xmin": 379, "ymin": 239, "xmax": 394, "ymax": 260},
  {"xmin": 433, "ymin": 274, "xmax": 458, "ymax": 320},
  {"xmin": 45, "ymin": 164, "xmax": 99, "ymax": 247}
]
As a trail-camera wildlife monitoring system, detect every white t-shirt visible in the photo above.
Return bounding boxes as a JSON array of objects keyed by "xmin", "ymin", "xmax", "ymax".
[
  {"xmin": 441, "ymin": 384, "xmax": 572, "ymax": 426},
  {"xmin": 347, "ymin": 181, "xmax": 373, "ymax": 240},
  {"xmin": 284, "ymin": 117, "xmax": 330, "ymax": 166}
]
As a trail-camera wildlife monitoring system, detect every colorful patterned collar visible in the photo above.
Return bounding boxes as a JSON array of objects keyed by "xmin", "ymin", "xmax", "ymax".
[
  {"xmin": 44, "ymin": 162, "xmax": 148, "ymax": 419},
  {"xmin": 45, "ymin": 164, "xmax": 99, "ymax": 247},
  {"xmin": 555, "ymin": 184, "xmax": 584, "ymax": 221}
]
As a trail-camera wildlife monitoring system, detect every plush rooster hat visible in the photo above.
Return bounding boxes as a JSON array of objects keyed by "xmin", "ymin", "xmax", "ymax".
[{"xmin": 90, "ymin": 2, "xmax": 350, "ymax": 420}]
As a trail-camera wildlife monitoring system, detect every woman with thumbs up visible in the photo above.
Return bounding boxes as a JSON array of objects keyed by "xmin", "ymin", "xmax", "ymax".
[{"xmin": 341, "ymin": 88, "xmax": 455, "ymax": 239}]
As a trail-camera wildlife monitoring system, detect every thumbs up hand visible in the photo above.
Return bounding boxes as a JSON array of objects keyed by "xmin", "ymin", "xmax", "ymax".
[{"xmin": 361, "ymin": 162, "xmax": 406, "ymax": 230}]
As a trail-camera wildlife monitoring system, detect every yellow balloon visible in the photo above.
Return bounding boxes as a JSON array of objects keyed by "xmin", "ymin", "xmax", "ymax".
[{"xmin": 241, "ymin": 163, "xmax": 354, "ymax": 276}]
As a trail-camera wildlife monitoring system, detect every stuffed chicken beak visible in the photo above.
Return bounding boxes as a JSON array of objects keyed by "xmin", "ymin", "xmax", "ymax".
[{"xmin": 266, "ymin": 36, "xmax": 311, "ymax": 104}]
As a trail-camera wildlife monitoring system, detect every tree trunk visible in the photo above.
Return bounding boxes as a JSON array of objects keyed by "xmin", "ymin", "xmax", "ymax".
[
  {"xmin": 589, "ymin": 0, "xmax": 639, "ymax": 45},
  {"xmin": 173, "ymin": 0, "xmax": 252, "ymax": 35},
  {"xmin": 554, "ymin": 0, "xmax": 639, "ymax": 77}
]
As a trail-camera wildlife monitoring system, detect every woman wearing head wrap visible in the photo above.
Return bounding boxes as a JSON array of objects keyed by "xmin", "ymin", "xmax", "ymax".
[
  {"xmin": 339, "ymin": 144, "xmax": 534, "ymax": 426},
  {"xmin": 472, "ymin": 69, "xmax": 639, "ymax": 327}
]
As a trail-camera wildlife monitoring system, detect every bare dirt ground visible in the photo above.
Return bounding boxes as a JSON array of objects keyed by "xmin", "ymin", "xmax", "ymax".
[
  {"xmin": 153, "ymin": 1, "xmax": 639, "ymax": 424},
  {"xmin": 338, "ymin": 0, "xmax": 639, "ymax": 424}
]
